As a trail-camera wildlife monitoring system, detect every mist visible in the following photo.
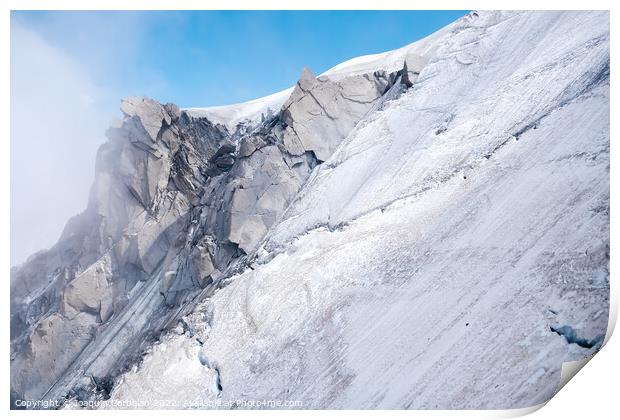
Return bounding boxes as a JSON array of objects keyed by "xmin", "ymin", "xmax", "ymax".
[{"xmin": 10, "ymin": 22, "xmax": 113, "ymax": 266}]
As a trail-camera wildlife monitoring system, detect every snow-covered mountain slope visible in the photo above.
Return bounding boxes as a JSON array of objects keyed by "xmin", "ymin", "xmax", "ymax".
[
  {"xmin": 107, "ymin": 10, "xmax": 610, "ymax": 409},
  {"xmin": 10, "ymin": 10, "xmax": 609, "ymax": 410}
]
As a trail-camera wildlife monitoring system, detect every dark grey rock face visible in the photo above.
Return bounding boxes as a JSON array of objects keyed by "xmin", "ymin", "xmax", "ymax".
[{"xmin": 10, "ymin": 61, "xmax": 416, "ymax": 406}]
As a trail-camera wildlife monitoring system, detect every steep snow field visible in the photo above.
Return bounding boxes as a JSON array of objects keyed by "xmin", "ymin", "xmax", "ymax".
[{"xmin": 108, "ymin": 10, "xmax": 609, "ymax": 409}]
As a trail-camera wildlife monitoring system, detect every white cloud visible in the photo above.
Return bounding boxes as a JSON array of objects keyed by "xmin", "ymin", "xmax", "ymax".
[{"xmin": 10, "ymin": 21, "xmax": 113, "ymax": 265}]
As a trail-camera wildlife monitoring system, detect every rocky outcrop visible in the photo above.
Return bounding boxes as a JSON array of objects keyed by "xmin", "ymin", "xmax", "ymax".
[
  {"xmin": 62, "ymin": 254, "xmax": 114, "ymax": 323},
  {"xmin": 10, "ymin": 57, "xmax": 419, "ymax": 406},
  {"xmin": 281, "ymin": 68, "xmax": 381, "ymax": 161},
  {"xmin": 107, "ymin": 10, "xmax": 610, "ymax": 409},
  {"xmin": 11, "ymin": 95, "xmax": 218, "ymax": 403}
]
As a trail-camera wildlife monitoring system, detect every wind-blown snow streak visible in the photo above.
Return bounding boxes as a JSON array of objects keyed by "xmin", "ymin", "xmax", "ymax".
[{"xmin": 108, "ymin": 11, "xmax": 609, "ymax": 409}]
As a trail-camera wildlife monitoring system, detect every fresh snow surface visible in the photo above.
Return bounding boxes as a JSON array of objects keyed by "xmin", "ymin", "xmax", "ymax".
[
  {"xmin": 109, "ymin": 10, "xmax": 609, "ymax": 409},
  {"xmin": 184, "ymin": 87, "xmax": 293, "ymax": 132}
]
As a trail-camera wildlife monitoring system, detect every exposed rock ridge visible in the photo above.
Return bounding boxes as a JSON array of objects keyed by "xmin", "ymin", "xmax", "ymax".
[{"xmin": 10, "ymin": 56, "xmax": 422, "ymax": 406}]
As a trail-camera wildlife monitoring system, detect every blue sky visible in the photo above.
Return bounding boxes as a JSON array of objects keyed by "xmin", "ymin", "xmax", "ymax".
[
  {"xmin": 12, "ymin": 10, "xmax": 466, "ymax": 107},
  {"xmin": 10, "ymin": 10, "xmax": 466, "ymax": 265}
]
